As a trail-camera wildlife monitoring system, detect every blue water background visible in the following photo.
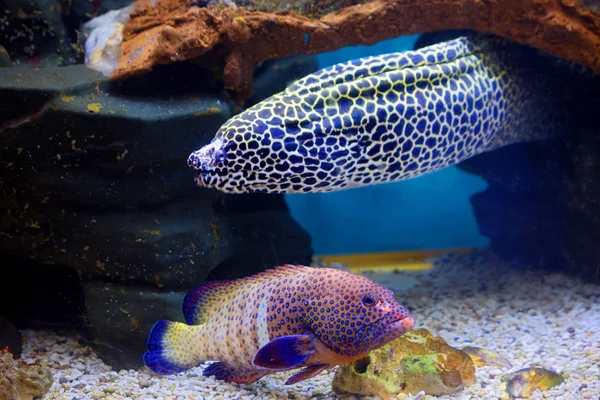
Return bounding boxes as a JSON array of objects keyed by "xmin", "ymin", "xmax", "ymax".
[{"xmin": 284, "ymin": 35, "xmax": 490, "ymax": 255}]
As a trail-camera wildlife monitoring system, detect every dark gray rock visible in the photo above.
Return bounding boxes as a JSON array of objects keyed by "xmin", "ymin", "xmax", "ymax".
[
  {"xmin": 562, "ymin": 126, "xmax": 600, "ymax": 281},
  {"xmin": 82, "ymin": 282, "xmax": 185, "ymax": 369},
  {"xmin": 0, "ymin": 0, "xmax": 77, "ymax": 65},
  {"xmin": 0, "ymin": 317, "xmax": 22, "ymax": 358},
  {"xmin": 458, "ymin": 140, "xmax": 568, "ymax": 272},
  {"xmin": 0, "ymin": 0, "xmax": 134, "ymax": 66},
  {"xmin": 66, "ymin": 0, "xmax": 134, "ymax": 27},
  {"xmin": 0, "ymin": 57, "xmax": 318, "ymax": 368},
  {"xmin": 1, "ymin": 256, "xmax": 85, "ymax": 330},
  {"xmin": 459, "ymin": 93, "xmax": 600, "ymax": 281}
]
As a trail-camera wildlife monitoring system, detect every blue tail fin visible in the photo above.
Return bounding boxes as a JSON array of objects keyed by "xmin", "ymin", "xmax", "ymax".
[{"xmin": 143, "ymin": 320, "xmax": 202, "ymax": 375}]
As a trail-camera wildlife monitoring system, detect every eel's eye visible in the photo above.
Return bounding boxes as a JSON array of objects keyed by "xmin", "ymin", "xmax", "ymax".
[
  {"xmin": 215, "ymin": 149, "xmax": 226, "ymax": 163},
  {"xmin": 362, "ymin": 295, "xmax": 377, "ymax": 307}
]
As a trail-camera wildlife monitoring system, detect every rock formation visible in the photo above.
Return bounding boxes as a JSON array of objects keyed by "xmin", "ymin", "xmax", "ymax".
[
  {"xmin": 0, "ymin": 56, "xmax": 317, "ymax": 369},
  {"xmin": 93, "ymin": 0, "xmax": 600, "ymax": 103}
]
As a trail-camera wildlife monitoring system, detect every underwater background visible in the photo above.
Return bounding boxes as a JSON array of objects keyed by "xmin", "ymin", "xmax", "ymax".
[{"xmin": 1, "ymin": 0, "xmax": 600, "ymax": 399}]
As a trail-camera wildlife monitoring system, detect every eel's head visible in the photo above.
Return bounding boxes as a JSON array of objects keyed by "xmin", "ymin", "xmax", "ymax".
[
  {"xmin": 187, "ymin": 117, "xmax": 358, "ymax": 194},
  {"xmin": 187, "ymin": 136, "xmax": 247, "ymax": 193},
  {"xmin": 187, "ymin": 133, "xmax": 294, "ymax": 194}
]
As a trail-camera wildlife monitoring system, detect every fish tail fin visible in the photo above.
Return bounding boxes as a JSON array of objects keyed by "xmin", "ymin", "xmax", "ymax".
[{"xmin": 143, "ymin": 320, "xmax": 204, "ymax": 375}]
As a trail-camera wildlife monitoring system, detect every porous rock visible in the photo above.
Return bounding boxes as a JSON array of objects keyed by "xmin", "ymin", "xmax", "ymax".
[
  {"xmin": 332, "ymin": 328, "xmax": 476, "ymax": 397},
  {"xmin": 0, "ymin": 348, "xmax": 53, "ymax": 400},
  {"xmin": 0, "ymin": 56, "xmax": 316, "ymax": 368}
]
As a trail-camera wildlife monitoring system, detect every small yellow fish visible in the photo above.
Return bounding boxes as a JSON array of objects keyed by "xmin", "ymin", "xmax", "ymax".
[
  {"xmin": 461, "ymin": 346, "xmax": 512, "ymax": 369},
  {"xmin": 505, "ymin": 367, "xmax": 564, "ymax": 398},
  {"xmin": 144, "ymin": 265, "xmax": 415, "ymax": 384}
]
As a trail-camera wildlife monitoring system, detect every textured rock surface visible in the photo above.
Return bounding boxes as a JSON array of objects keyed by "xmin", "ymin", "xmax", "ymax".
[
  {"xmin": 459, "ymin": 128, "xmax": 600, "ymax": 279},
  {"xmin": 332, "ymin": 328, "xmax": 476, "ymax": 397},
  {"xmin": 0, "ymin": 56, "xmax": 316, "ymax": 368},
  {"xmin": 101, "ymin": 0, "xmax": 600, "ymax": 102},
  {"xmin": 227, "ymin": 0, "xmax": 370, "ymax": 17},
  {"xmin": 0, "ymin": 348, "xmax": 53, "ymax": 400},
  {"xmin": 458, "ymin": 140, "xmax": 569, "ymax": 272},
  {"xmin": 562, "ymin": 125, "xmax": 600, "ymax": 281},
  {"xmin": 82, "ymin": 282, "xmax": 186, "ymax": 368},
  {"xmin": 0, "ymin": 0, "xmax": 132, "ymax": 66},
  {"xmin": 0, "ymin": 318, "xmax": 22, "ymax": 359}
]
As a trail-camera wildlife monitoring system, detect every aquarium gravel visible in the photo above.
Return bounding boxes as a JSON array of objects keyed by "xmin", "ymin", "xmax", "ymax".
[{"xmin": 22, "ymin": 252, "xmax": 599, "ymax": 400}]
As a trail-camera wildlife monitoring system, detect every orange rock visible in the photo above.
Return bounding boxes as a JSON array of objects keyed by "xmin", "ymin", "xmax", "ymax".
[{"xmin": 103, "ymin": 0, "xmax": 600, "ymax": 104}]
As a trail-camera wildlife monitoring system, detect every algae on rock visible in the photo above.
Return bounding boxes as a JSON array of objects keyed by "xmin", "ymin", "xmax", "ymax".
[
  {"xmin": 0, "ymin": 349, "xmax": 53, "ymax": 400},
  {"xmin": 230, "ymin": 0, "xmax": 372, "ymax": 17},
  {"xmin": 332, "ymin": 328, "xmax": 476, "ymax": 397}
]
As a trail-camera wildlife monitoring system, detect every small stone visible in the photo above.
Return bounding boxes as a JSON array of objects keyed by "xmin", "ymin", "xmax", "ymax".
[
  {"xmin": 138, "ymin": 376, "xmax": 150, "ymax": 388},
  {"xmin": 505, "ymin": 368, "xmax": 564, "ymax": 398}
]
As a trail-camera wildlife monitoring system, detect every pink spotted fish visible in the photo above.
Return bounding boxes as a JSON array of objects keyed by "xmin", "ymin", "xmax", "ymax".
[{"xmin": 143, "ymin": 265, "xmax": 415, "ymax": 384}]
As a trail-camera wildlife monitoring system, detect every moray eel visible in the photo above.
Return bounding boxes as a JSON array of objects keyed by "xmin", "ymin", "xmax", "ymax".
[{"xmin": 187, "ymin": 33, "xmax": 582, "ymax": 194}]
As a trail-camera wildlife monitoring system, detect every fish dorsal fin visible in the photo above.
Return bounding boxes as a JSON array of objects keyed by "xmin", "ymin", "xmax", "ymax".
[
  {"xmin": 182, "ymin": 264, "xmax": 310, "ymax": 325},
  {"xmin": 182, "ymin": 279, "xmax": 243, "ymax": 325},
  {"xmin": 251, "ymin": 264, "xmax": 309, "ymax": 281}
]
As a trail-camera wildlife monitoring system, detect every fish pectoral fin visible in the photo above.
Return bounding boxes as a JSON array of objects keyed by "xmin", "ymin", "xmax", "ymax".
[
  {"xmin": 203, "ymin": 362, "xmax": 266, "ymax": 384},
  {"xmin": 285, "ymin": 364, "xmax": 329, "ymax": 385},
  {"xmin": 253, "ymin": 334, "xmax": 315, "ymax": 370}
]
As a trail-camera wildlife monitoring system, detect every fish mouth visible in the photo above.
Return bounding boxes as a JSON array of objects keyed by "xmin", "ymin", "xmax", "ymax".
[
  {"xmin": 192, "ymin": 169, "xmax": 271, "ymax": 193},
  {"xmin": 363, "ymin": 313, "xmax": 415, "ymax": 334},
  {"xmin": 386, "ymin": 315, "xmax": 415, "ymax": 334},
  {"xmin": 363, "ymin": 314, "xmax": 415, "ymax": 350}
]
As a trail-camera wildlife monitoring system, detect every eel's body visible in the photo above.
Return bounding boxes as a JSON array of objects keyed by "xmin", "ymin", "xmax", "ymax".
[{"xmin": 187, "ymin": 34, "xmax": 581, "ymax": 194}]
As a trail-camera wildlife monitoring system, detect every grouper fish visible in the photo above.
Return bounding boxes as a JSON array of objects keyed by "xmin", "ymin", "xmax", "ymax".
[{"xmin": 143, "ymin": 265, "xmax": 415, "ymax": 384}]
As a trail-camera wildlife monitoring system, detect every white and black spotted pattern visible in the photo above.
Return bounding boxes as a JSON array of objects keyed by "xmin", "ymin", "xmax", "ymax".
[{"xmin": 187, "ymin": 34, "xmax": 565, "ymax": 194}]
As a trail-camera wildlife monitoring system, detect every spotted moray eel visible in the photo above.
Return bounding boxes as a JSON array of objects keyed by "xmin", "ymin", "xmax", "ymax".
[{"xmin": 188, "ymin": 33, "xmax": 589, "ymax": 194}]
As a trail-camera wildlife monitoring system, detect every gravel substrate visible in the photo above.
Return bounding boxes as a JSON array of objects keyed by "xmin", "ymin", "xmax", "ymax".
[{"xmin": 22, "ymin": 251, "xmax": 599, "ymax": 400}]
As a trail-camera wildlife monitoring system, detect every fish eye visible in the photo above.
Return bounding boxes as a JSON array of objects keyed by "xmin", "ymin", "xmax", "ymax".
[
  {"xmin": 362, "ymin": 295, "xmax": 377, "ymax": 307},
  {"xmin": 215, "ymin": 149, "xmax": 226, "ymax": 162}
]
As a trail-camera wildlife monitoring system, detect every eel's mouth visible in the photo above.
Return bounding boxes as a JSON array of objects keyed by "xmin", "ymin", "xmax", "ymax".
[{"xmin": 192, "ymin": 167, "xmax": 275, "ymax": 193}]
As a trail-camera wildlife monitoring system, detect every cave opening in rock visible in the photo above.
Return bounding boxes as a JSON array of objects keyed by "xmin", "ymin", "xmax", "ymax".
[
  {"xmin": 354, "ymin": 356, "xmax": 371, "ymax": 374},
  {"xmin": 2, "ymin": 257, "xmax": 85, "ymax": 330}
]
